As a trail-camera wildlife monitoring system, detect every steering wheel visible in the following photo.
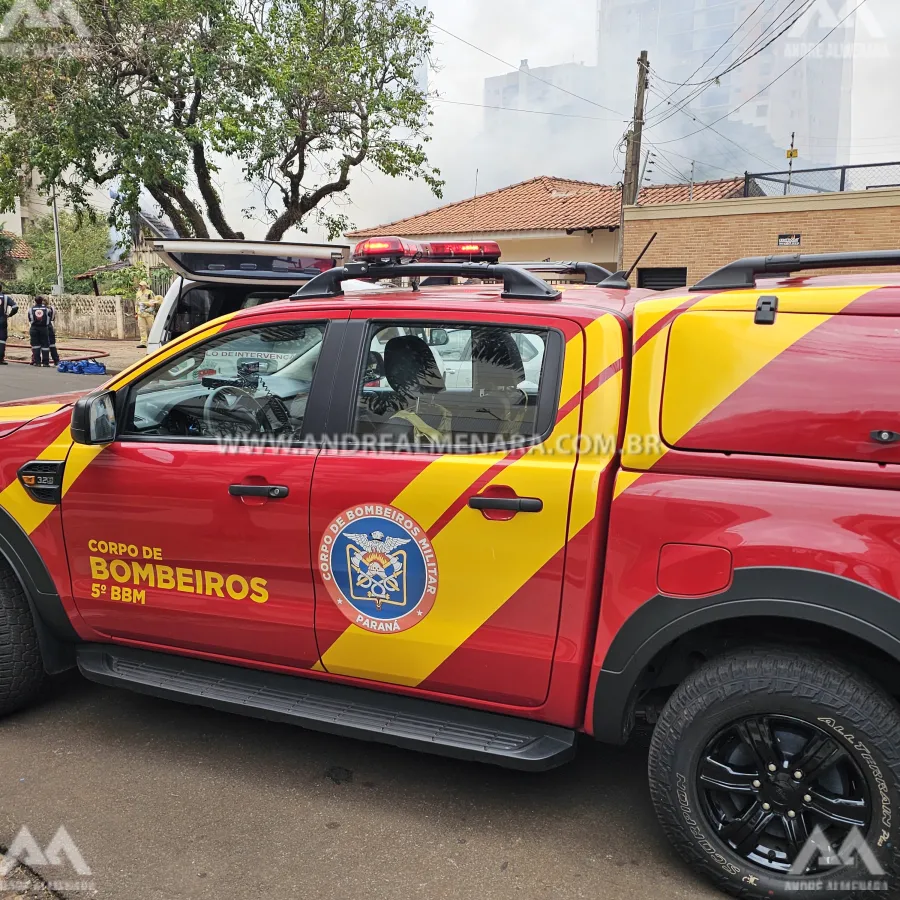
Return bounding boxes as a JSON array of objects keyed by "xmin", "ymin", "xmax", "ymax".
[{"xmin": 203, "ymin": 385, "xmax": 270, "ymax": 437}]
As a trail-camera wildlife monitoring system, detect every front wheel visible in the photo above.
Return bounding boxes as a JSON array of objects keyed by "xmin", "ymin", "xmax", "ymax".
[
  {"xmin": 648, "ymin": 648, "xmax": 900, "ymax": 899},
  {"xmin": 0, "ymin": 565, "xmax": 45, "ymax": 715}
]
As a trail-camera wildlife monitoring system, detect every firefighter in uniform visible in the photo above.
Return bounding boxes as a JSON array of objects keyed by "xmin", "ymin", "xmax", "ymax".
[
  {"xmin": 0, "ymin": 283, "xmax": 19, "ymax": 366},
  {"xmin": 28, "ymin": 296, "xmax": 54, "ymax": 367},
  {"xmin": 135, "ymin": 279, "xmax": 158, "ymax": 348}
]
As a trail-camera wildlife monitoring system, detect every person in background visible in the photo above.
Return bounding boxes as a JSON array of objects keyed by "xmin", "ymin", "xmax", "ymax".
[
  {"xmin": 28, "ymin": 296, "xmax": 54, "ymax": 367},
  {"xmin": 135, "ymin": 279, "xmax": 159, "ymax": 349},
  {"xmin": 47, "ymin": 305, "xmax": 60, "ymax": 366},
  {"xmin": 0, "ymin": 283, "xmax": 19, "ymax": 366}
]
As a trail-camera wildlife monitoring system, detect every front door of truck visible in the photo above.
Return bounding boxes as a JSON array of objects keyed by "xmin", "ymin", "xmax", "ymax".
[
  {"xmin": 310, "ymin": 310, "xmax": 585, "ymax": 707},
  {"xmin": 62, "ymin": 312, "xmax": 345, "ymax": 669}
]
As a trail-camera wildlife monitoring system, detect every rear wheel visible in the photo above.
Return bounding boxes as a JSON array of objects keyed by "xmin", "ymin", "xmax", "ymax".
[
  {"xmin": 648, "ymin": 648, "xmax": 900, "ymax": 899},
  {"xmin": 0, "ymin": 564, "xmax": 45, "ymax": 715}
]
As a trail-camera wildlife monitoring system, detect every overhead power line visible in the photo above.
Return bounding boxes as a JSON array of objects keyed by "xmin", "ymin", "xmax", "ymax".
[
  {"xmin": 432, "ymin": 97, "xmax": 619, "ymax": 122},
  {"xmin": 645, "ymin": 83, "xmax": 778, "ymax": 168},
  {"xmin": 645, "ymin": 0, "xmax": 773, "ymax": 119},
  {"xmin": 430, "ymin": 23, "xmax": 627, "ymax": 120},
  {"xmin": 643, "ymin": 139, "xmax": 746, "ymax": 178},
  {"xmin": 647, "ymin": 0, "xmax": 816, "ymax": 131},
  {"xmin": 651, "ymin": 0, "xmax": 871, "ymax": 147}
]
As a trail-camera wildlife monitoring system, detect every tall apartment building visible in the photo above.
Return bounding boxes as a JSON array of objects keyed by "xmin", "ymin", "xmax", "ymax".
[
  {"xmin": 482, "ymin": 59, "xmax": 602, "ymax": 134},
  {"xmin": 595, "ymin": 0, "xmax": 883, "ymax": 175}
]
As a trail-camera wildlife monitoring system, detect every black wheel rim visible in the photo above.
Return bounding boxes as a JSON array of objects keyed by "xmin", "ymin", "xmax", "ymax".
[{"xmin": 697, "ymin": 715, "xmax": 872, "ymax": 874}]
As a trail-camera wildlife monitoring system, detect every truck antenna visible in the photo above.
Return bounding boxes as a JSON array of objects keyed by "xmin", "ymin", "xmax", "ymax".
[{"xmin": 625, "ymin": 231, "xmax": 658, "ymax": 281}]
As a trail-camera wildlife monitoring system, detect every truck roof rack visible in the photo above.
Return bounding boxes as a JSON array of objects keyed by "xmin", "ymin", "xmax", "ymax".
[
  {"xmin": 691, "ymin": 250, "xmax": 900, "ymax": 292},
  {"xmin": 291, "ymin": 261, "xmax": 562, "ymax": 301},
  {"xmin": 513, "ymin": 261, "xmax": 613, "ymax": 285}
]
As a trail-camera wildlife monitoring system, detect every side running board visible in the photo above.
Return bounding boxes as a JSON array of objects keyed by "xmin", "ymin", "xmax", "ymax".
[{"xmin": 77, "ymin": 645, "xmax": 576, "ymax": 771}]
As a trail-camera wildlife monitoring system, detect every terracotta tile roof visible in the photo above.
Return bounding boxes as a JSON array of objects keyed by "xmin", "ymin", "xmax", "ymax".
[
  {"xmin": 348, "ymin": 176, "xmax": 746, "ymax": 238},
  {"xmin": 637, "ymin": 177, "xmax": 745, "ymax": 205},
  {"xmin": 348, "ymin": 176, "xmax": 623, "ymax": 237},
  {"xmin": 0, "ymin": 231, "xmax": 32, "ymax": 260}
]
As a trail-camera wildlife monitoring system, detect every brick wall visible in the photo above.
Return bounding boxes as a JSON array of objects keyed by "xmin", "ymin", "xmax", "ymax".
[{"xmin": 623, "ymin": 188, "xmax": 900, "ymax": 285}]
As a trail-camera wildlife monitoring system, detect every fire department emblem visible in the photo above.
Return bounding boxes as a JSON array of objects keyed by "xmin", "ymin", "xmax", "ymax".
[{"xmin": 319, "ymin": 505, "xmax": 439, "ymax": 633}]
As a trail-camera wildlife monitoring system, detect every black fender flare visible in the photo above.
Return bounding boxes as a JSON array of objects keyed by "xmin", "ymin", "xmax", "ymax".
[
  {"xmin": 0, "ymin": 506, "xmax": 79, "ymax": 673},
  {"xmin": 591, "ymin": 567, "xmax": 900, "ymax": 744}
]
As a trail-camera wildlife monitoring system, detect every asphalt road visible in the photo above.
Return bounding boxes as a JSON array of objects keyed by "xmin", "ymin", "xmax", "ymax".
[
  {"xmin": 0, "ymin": 366, "xmax": 107, "ymax": 404},
  {"xmin": 1, "ymin": 676, "xmax": 720, "ymax": 900},
  {"xmin": 0, "ymin": 367, "xmax": 720, "ymax": 900}
]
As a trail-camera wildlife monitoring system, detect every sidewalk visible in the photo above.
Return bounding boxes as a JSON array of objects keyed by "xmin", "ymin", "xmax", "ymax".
[{"xmin": 5, "ymin": 333, "xmax": 146, "ymax": 374}]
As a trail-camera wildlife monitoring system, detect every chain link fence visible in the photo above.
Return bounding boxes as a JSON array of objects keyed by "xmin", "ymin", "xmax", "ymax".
[{"xmin": 745, "ymin": 162, "xmax": 900, "ymax": 198}]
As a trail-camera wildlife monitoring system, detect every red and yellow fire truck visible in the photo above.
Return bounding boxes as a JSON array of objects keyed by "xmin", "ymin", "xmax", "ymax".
[{"xmin": 2, "ymin": 238, "xmax": 900, "ymax": 898}]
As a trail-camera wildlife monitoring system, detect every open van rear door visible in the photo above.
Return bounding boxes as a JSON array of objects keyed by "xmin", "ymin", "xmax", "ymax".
[{"xmin": 152, "ymin": 239, "xmax": 348, "ymax": 286}]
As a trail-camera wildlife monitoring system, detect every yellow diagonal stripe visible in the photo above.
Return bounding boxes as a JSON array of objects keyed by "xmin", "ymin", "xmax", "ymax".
[
  {"xmin": 0, "ymin": 404, "xmax": 63, "ymax": 421},
  {"xmin": 0, "ymin": 426, "xmax": 74, "ymax": 535},
  {"xmin": 662, "ymin": 310, "xmax": 830, "ymax": 444},
  {"xmin": 0, "ymin": 318, "xmax": 236, "ymax": 540},
  {"xmin": 318, "ymin": 324, "xmax": 596, "ymax": 684},
  {"xmin": 616, "ymin": 285, "xmax": 873, "ymax": 496},
  {"xmin": 319, "ymin": 406, "xmax": 583, "ymax": 684}
]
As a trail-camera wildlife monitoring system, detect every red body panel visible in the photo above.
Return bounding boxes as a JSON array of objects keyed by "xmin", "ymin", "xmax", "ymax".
[
  {"xmin": 667, "ymin": 314, "xmax": 900, "ymax": 463},
  {"xmin": 62, "ymin": 442, "xmax": 321, "ymax": 668},
  {"xmin": 9, "ymin": 271, "xmax": 900, "ymax": 742},
  {"xmin": 586, "ymin": 472, "xmax": 900, "ymax": 732}
]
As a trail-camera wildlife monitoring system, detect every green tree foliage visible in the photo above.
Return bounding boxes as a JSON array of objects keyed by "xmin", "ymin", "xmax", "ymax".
[
  {"xmin": 0, "ymin": 0, "xmax": 440, "ymax": 240},
  {"xmin": 16, "ymin": 212, "xmax": 111, "ymax": 295}
]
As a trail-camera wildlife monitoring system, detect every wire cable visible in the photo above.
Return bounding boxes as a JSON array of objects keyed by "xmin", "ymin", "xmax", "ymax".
[
  {"xmin": 432, "ymin": 97, "xmax": 620, "ymax": 122},
  {"xmin": 645, "ymin": 84, "xmax": 778, "ymax": 168},
  {"xmin": 651, "ymin": 0, "xmax": 870, "ymax": 147},
  {"xmin": 646, "ymin": 0, "xmax": 815, "ymax": 131},
  {"xmin": 645, "ymin": 0, "xmax": 773, "ymax": 118},
  {"xmin": 430, "ymin": 23, "xmax": 627, "ymax": 119}
]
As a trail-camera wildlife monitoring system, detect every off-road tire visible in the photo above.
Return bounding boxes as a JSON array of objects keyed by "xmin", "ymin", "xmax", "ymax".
[
  {"xmin": 648, "ymin": 648, "xmax": 900, "ymax": 899},
  {"xmin": 0, "ymin": 565, "xmax": 45, "ymax": 715}
]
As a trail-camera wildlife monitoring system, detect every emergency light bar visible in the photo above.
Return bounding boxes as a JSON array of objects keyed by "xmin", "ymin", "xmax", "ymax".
[
  {"xmin": 353, "ymin": 236, "xmax": 501, "ymax": 264},
  {"xmin": 292, "ymin": 261, "xmax": 561, "ymax": 301}
]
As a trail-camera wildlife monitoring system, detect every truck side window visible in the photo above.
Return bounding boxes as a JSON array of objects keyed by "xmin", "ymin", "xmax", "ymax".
[
  {"xmin": 121, "ymin": 323, "xmax": 327, "ymax": 441},
  {"xmin": 353, "ymin": 321, "xmax": 559, "ymax": 451}
]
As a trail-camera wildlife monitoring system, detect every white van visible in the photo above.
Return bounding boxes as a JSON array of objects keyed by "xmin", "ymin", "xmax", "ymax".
[{"xmin": 146, "ymin": 239, "xmax": 385, "ymax": 354}]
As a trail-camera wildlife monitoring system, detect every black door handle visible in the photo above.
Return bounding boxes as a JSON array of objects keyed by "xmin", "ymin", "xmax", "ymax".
[
  {"xmin": 871, "ymin": 430, "xmax": 900, "ymax": 444},
  {"xmin": 229, "ymin": 484, "xmax": 289, "ymax": 499},
  {"xmin": 468, "ymin": 496, "xmax": 543, "ymax": 513}
]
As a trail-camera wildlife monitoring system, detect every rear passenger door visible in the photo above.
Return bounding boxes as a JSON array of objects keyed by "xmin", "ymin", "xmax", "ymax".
[{"xmin": 309, "ymin": 310, "xmax": 583, "ymax": 708}]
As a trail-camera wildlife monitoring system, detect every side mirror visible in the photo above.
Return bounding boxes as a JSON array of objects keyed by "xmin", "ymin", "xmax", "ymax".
[
  {"xmin": 429, "ymin": 328, "xmax": 449, "ymax": 347},
  {"xmin": 71, "ymin": 390, "xmax": 117, "ymax": 445}
]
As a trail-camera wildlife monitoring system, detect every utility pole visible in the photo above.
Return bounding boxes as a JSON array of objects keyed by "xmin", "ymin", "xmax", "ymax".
[
  {"xmin": 51, "ymin": 186, "xmax": 64, "ymax": 296},
  {"xmin": 689, "ymin": 160, "xmax": 696, "ymax": 201},
  {"xmin": 618, "ymin": 49, "xmax": 649, "ymax": 270}
]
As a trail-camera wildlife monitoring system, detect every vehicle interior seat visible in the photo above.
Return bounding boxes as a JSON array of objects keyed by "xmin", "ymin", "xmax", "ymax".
[
  {"xmin": 375, "ymin": 336, "xmax": 452, "ymax": 446},
  {"xmin": 451, "ymin": 328, "xmax": 531, "ymax": 440}
]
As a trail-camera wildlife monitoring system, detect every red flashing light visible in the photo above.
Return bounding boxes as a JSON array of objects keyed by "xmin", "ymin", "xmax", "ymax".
[
  {"xmin": 425, "ymin": 241, "xmax": 501, "ymax": 262},
  {"xmin": 353, "ymin": 236, "xmax": 502, "ymax": 264},
  {"xmin": 353, "ymin": 236, "xmax": 422, "ymax": 262}
]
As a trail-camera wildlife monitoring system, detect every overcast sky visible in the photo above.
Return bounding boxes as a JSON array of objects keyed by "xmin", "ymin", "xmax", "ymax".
[{"xmin": 214, "ymin": 0, "xmax": 900, "ymax": 243}]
